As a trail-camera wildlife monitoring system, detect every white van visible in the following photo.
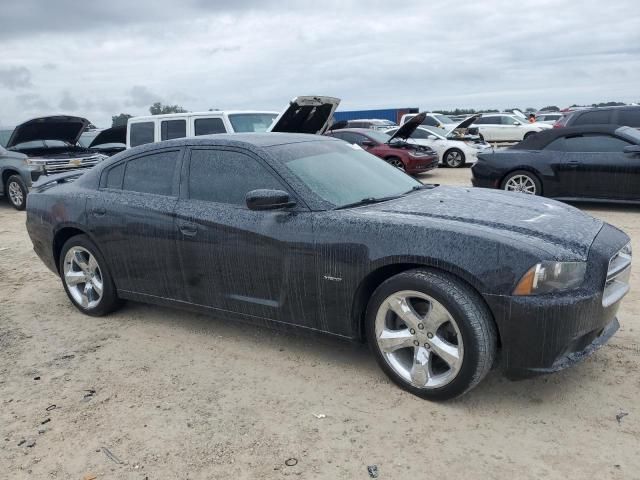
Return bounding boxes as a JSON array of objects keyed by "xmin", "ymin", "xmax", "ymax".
[{"xmin": 126, "ymin": 96, "xmax": 340, "ymax": 148}]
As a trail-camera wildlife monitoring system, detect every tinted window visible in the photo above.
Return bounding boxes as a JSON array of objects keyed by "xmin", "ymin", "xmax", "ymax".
[
  {"xmin": 106, "ymin": 163, "xmax": 125, "ymax": 189},
  {"xmin": 130, "ymin": 122, "xmax": 155, "ymax": 147},
  {"xmin": 411, "ymin": 129, "xmax": 431, "ymax": 139},
  {"xmin": 546, "ymin": 134, "xmax": 631, "ymax": 152},
  {"xmin": 618, "ymin": 109, "xmax": 640, "ymax": 128},
  {"xmin": 228, "ymin": 113, "xmax": 278, "ymax": 133},
  {"xmin": 501, "ymin": 116, "xmax": 520, "ymax": 125},
  {"xmin": 573, "ymin": 110, "xmax": 611, "ymax": 125},
  {"xmin": 421, "ymin": 116, "xmax": 439, "ymax": 127},
  {"xmin": 188, "ymin": 149, "xmax": 284, "ymax": 206},
  {"xmin": 161, "ymin": 119, "xmax": 186, "ymax": 141},
  {"xmin": 476, "ymin": 117, "xmax": 498, "ymax": 125},
  {"xmin": 123, "ymin": 150, "xmax": 180, "ymax": 196},
  {"xmin": 194, "ymin": 117, "xmax": 226, "ymax": 135}
]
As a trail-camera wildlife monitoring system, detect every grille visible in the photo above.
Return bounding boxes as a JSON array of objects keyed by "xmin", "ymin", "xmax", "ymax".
[
  {"xmin": 43, "ymin": 156, "xmax": 103, "ymax": 173},
  {"xmin": 602, "ymin": 243, "xmax": 632, "ymax": 307}
]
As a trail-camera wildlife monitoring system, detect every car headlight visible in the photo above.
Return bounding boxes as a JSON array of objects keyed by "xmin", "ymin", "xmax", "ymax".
[
  {"xmin": 23, "ymin": 158, "xmax": 45, "ymax": 169},
  {"xmin": 513, "ymin": 261, "xmax": 587, "ymax": 295},
  {"xmin": 409, "ymin": 150, "xmax": 432, "ymax": 157}
]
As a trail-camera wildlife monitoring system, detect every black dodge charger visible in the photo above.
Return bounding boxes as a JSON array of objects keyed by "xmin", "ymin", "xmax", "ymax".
[{"xmin": 26, "ymin": 133, "xmax": 632, "ymax": 400}]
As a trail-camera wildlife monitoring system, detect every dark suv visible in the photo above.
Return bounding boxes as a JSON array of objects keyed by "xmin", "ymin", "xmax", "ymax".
[{"xmin": 555, "ymin": 106, "xmax": 640, "ymax": 129}]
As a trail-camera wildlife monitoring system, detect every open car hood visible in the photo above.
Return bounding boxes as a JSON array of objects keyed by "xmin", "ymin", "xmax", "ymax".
[
  {"xmin": 387, "ymin": 112, "xmax": 426, "ymax": 142},
  {"xmin": 446, "ymin": 114, "xmax": 481, "ymax": 139},
  {"xmin": 512, "ymin": 109, "xmax": 527, "ymax": 119},
  {"xmin": 269, "ymin": 96, "xmax": 340, "ymax": 135},
  {"xmin": 6, "ymin": 115, "xmax": 90, "ymax": 148},
  {"xmin": 88, "ymin": 125, "xmax": 126, "ymax": 148}
]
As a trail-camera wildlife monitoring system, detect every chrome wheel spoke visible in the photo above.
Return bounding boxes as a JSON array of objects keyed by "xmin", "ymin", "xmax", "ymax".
[
  {"xmin": 91, "ymin": 278, "xmax": 103, "ymax": 296},
  {"xmin": 424, "ymin": 301, "xmax": 450, "ymax": 332},
  {"xmin": 378, "ymin": 328, "xmax": 415, "ymax": 353},
  {"xmin": 429, "ymin": 334, "xmax": 461, "ymax": 368},
  {"xmin": 410, "ymin": 346, "xmax": 431, "ymax": 387},
  {"xmin": 387, "ymin": 295, "xmax": 422, "ymax": 331},
  {"xmin": 65, "ymin": 270, "xmax": 87, "ymax": 286}
]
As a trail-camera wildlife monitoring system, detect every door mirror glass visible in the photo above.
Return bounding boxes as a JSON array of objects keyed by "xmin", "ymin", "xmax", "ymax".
[
  {"xmin": 513, "ymin": 121, "xmax": 522, "ymax": 126},
  {"xmin": 427, "ymin": 135, "xmax": 438, "ymax": 140},
  {"xmin": 246, "ymin": 189, "xmax": 296, "ymax": 210}
]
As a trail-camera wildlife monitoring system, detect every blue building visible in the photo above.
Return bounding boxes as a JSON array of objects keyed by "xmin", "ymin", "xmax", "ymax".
[{"xmin": 332, "ymin": 108, "xmax": 419, "ymax": 125}]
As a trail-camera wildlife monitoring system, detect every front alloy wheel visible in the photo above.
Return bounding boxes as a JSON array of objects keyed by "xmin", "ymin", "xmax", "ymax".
[
  {"xmin": 503, "ymin": 170, "xmax": 541, "ymax": 195},
  {"xmin": 375, "ymin": 291, "xmax": 463, "ymax": 389},
  {"xmin": 366, "ymin": 269, "xmax": 497, "ymax": 400},
  {"xmin": 386, "ymin": 157, "xmax": 405, "ymax": 171},
  {"xmin": 6, "ymin": 175, "xmax": 27, "ymax": 210},
  {"xmin": 444, "ymin": 149, "xmax": 465, "ymax": 168}
]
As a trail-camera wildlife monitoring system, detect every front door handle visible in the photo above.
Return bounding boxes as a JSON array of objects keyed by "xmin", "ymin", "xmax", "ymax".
[
  {"xmin": 567, "ymin": 160, "xmax": 580, "ymax": 168},
  {"xmin": 91, "ymin": 207, "xmax": 106, "ymax": 216},
  {"xmin": 178, "ymin": 221, "xmax": 198, "ymax": 237}
]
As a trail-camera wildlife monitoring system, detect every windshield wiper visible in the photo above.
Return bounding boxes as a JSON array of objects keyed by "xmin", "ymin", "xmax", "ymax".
[{"xmin": 334, "ymin": 195, "xmax": 402, "ymax": 210}]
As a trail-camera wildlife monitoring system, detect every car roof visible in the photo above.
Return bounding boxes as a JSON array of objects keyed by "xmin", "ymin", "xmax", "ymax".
[
  {"xmin": 571, "ymin": 105, "xmax": 639, "ymax": 114},
  {"xmin": 146, "ymin": 132, "xmax": 338, "ymax": 149},
  {"xmin": 510, "ymin": 125, "xmax": 623, "ymax": 150},
  {"xmin": 128, "ymin": 111, "xmax": 279, "ymax": 122},
  {"xmin": 327, "ymin": 128, "xmax": 380, "ymax": 134}
]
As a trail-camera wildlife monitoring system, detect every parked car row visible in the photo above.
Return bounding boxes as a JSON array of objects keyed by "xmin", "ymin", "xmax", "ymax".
[{"xmin": 471, "ymin": 125, "xmax": 640, "ymax": 203}]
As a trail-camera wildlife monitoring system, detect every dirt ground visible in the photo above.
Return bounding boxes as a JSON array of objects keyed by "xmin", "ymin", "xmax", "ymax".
[{"xmin": 1, "ymin": 167, "xmax": 638, "ymax": 480}]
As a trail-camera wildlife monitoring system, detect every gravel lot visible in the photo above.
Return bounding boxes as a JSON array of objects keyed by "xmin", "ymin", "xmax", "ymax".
[{"xmin": 1, "ymin": 167, "xmax": 638, "ymax": 480}]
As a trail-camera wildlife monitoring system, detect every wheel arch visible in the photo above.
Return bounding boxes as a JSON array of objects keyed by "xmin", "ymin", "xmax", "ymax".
[
  {"xmin": 2, "ymin": 168, "xmax": 21, "ymax": 187},
  {"xmin": 351, "ymin": 261, "xmax": 500, "ymax": 349},
  {"xmin": 52, "ymin": 226, "xmax": 98, "ymax": 273}
]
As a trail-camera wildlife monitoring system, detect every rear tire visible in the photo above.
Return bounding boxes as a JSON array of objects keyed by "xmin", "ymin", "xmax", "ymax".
[
  {"xmin": 59, "ymin": 234, "xmax": 123, "ymax": 316},
  {"xmin": 365, "ymin": 269, "xmax": 497, "ymax": 401},
  {"xmin": 501, "ymin": 170, "xmax": 542, "ymax": 195},
  {"xmin": 523, "ymin": 131, "xmax": 536, "ymax": 140},
  {"xmin": 5, "ymin": 175, "xmax": 27, "ymax": 210}
]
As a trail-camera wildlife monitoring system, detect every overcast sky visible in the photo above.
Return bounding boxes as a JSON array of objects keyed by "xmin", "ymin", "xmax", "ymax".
[{"xmin": 1, "ymin": 0, "xmax": 639, "ymax": 127}]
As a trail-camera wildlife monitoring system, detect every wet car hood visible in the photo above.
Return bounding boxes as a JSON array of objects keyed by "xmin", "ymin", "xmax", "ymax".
[
  {"xmin": 89, "ymin": 125, "xmax": 126, "ymax": 148},
  {"xmin": 7, "ymin": 115, "xmax": 90, "ymax": 148},
  {"xmin": 359, "ymin": 186, "xmax": 603, "ymax": 259}
]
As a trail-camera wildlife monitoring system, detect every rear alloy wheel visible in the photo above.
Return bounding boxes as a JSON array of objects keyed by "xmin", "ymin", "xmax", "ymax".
[
  {"xmin": 386, "ymin": 156, "xmax": 405, "ymax": 171},
  {"xmin": 6, "ymin": 175, "xmax": 27, "ymax": 210},
  {"xmin": 443, "ymin": 148, "xmax": 465, "ymax": 168},
  {"xmin": 59, "ymin": 235, "xmax": 122, "ymax": 316},
  {"xmin": 502, "ymin": 170, "xmax": 541, "ymax": 195},
  {"xmin": 366, "ymin": 269, "xmax": 497, "ymax": 400}
]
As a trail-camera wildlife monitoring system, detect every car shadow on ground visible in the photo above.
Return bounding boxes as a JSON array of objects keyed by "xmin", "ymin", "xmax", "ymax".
[{"xmin": 109, "ymin": 299, "xmax": 595, "ymax": 407}]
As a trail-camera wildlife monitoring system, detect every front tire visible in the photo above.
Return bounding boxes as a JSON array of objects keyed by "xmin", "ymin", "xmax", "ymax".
[
  {"xmin": 385, "ymin": 156, "xmax": 405, "ymax": 171},
  {"xmin": 443, "ymin": 148, "xmax": 466, "ymax": 168},
  {"xmin": 5, "ymin": 175, "xmax": 27, "ymax": 210},
  {"xmin": 501, "ymin": 170, "xmax": 541, "ymax": 195},
  {"xmin": 365, "ymin": 269, "xmax": 497, "ymax": 401},
  {"xmin": 59, "ymin": 234, "xmax": 122, "ymax": 316}
]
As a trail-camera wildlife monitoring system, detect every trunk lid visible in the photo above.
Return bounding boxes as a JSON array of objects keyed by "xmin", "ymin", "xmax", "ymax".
[{"xmin": 269, "ymin": 96, "xmax": 341, "ymax": 135}]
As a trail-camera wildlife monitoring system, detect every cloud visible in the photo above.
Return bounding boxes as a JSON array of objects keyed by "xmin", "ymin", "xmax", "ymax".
[
  {"xmin": 126, "ymin": 86, "xmax": 160, "ymax": 108},
  {"xmin": 59, "ymin": 90, "xmax": 79, "ymax": 110},
  {"xmin": 0, "ymin": 66, "xmax": 33, "ymax": 89},
  {"xmin": 0, "ymin": 0, "xmax": 639, "ymax": 126}
]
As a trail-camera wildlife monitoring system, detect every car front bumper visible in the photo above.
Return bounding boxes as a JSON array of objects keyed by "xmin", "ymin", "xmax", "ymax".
[
  {"xmin": 405, "ymin": 155, "xmax": 439, "ymax": 174},
  {"xmin": 484, "ymin": 223, "xmax": 630, "ymax": 379}
]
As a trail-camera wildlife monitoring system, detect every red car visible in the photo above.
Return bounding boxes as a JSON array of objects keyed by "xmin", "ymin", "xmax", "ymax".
[{"xmin": 326, "ymin": 113, "xmax": 438, "ymax": 175}]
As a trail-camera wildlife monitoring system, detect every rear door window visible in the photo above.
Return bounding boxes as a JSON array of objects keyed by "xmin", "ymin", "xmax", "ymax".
[
  {"xmin": 194, "ymin": 117, "xmax": 227, "ymax": 135},
  {"xmin": 130, "ymin": 122, "xmax": 155, "ymax": 147},
  {"xmin": 160, "ymin": 119, "xmax": 186, "ymax": 141},
  {"xmin": 122, "ymin": 150, "xmax": 181, "ymax": 196},
  {"xmin": 617, "ymin": 109, "xmax": 640, "ymax": 128},
  {"xmin": 573, "ymin": 110, "xmax": 612, "ymax": 125},
  {"xmin": 105, "ymin": 163, "xmax": 125, "ymax": 189}
]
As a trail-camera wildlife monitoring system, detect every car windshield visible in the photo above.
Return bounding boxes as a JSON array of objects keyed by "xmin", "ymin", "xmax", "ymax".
[
  {"xmin": 269, "ymin": 140, "xmax": 422, "ymax": 208},
  {"xmin": 420, "ymin": 126, "xmax": 447, "ymax": 139},
  {"xmin": 365, "ymin": 130, "xmax": 392, "ymax": 143},
  {"xmin": 433, "ymin": 114, "xmax": 454, "ymax": 124},
  {"xmin": 228, "ymin": 113, "xmax": 278, "ymax": 132}
]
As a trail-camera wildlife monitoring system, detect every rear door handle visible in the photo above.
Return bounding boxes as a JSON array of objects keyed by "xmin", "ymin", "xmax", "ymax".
[
  {"xmin": 91, "ymin": 207, "xmax": 106, "ymax": 216},
  {"xmin": 567, "ymin": 160, "xmax": 580, "ymax": 167},
  {"xmin": 178, "ymin": 221, "xmax": 198, "ymax": 237}
]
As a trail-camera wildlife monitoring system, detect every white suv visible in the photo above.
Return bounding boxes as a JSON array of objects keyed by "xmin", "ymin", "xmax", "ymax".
[
  {"xmin": 126, "ymin": 96, "xmax": 340, "ymax": 148},
  {"xmin": 472, "ymin": 113, "xmax": 551, "ymax": 142}
]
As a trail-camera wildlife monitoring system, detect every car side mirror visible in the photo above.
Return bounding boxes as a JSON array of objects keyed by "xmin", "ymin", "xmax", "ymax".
[
  {"xmin": 246, "ymin": 189, "xmax": 296, "ymax": 211},
  {"xmin": 623, "ymin": 145, "xmax": 640, "ymax": 155},
  {"xmin": 361, "ymin": 140, "xmax": 375, "ymax": 147},
  {"xmin": 427, "ymin": 135, "xmax": 438, "ymax": 140},
  {"xmin": 513, "ymin": 121, "xmax": 522, "ymax": 126}
]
